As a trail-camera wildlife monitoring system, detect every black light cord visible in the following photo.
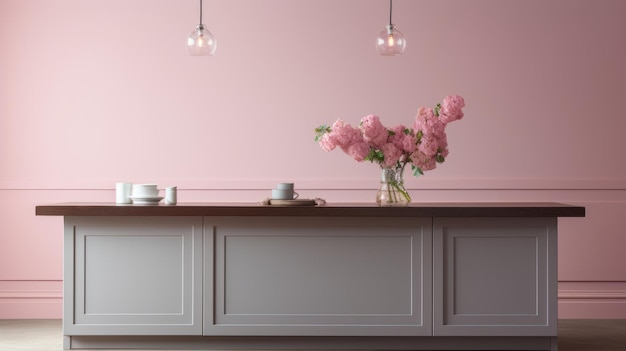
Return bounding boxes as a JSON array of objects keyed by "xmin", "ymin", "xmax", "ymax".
[{"xmin": 389, "ymin": 0, "xmax": 393, "ymax": 26}]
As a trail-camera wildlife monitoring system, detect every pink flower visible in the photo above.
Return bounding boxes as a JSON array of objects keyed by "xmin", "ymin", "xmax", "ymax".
[
  {"xmin": 388, "ymin": 125, "xmax": 418, "ymax": 154},
  {"xmin": 421, "ymin": 158, "xmax": 437, "ymax": 171},
  {"xmin": 315, "ymin": 95, "xmax": 465, "ymax": 177},
  {"xmin": 346, "ymin": 141, "xmax": 370, "ymax": 162},
  {"xmin": 414, "ymin": 107, "xmax": 446, "ymax": 139},
  {"xmin": 359, "ymin": 115, "xmax": 388, "ymax": 147},
  {"xmin": 438, "ymin": 135, "xmax": 449, "ymax": 158},
  {"xmin": 402, "ymin": 133, "xmax": 417, "ymax": 153},
  {"xmin": 388, "ymin": 125, "xmax": 406, "ymax": 150},
  {"xmin": 381, "ymin": 143, "xmax": 403, "ymax": 167},
  {"xmin": 413, "ymin": 107, "xmax": 436, "ymax": 132},
  {"xmin": 331, "ymin": 119, "xmax": 362, "ymax": 149},
  {"xmin": 410, "ymin": 151, "xmax": 437, "ymax": 171},
  {"xmin": 319, "ymin": 133, "xmax": 337, "ymax": 152},
  {"xmin": 439, "ymin": 95, "xmax": 465, "ymax": 124},
  {"xmin": 418, "ymin": 134, "xmax": 439, "ymax": 157}
]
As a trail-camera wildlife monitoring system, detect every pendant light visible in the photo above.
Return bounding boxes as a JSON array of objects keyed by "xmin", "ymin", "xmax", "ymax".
[
  {"xmin": 376, "ymin": 0, "xmax": 406, "ymax": 56},
  {"xmin": 187, "ymin": 0, "xmax": 216, "ymax": 56}
]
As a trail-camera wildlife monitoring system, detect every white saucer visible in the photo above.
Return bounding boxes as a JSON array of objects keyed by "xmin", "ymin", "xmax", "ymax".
[{"xmin": 130, "ymin": 196, "xmax": 163, "ymax": 205}]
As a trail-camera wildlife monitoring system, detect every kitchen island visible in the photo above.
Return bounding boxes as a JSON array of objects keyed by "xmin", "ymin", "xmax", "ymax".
[{"xmin": 36, "ymin": 202, "xmax": 585, "ymax": 350}]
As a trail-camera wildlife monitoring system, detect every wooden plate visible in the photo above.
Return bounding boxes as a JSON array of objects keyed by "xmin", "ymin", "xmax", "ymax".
[{"xmin": 269, "ymin": 199, "xmax": 316, "ymax": 206}]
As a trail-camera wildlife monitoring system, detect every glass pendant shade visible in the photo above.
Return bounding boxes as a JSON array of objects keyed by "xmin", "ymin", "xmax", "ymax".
[
  {"xmin": 376, "ymin": 24, "xmax": 406, "ymax": 56},
  {"xmin": 187, "ymin": 24, "xmax": 216, "ymax": 56}
]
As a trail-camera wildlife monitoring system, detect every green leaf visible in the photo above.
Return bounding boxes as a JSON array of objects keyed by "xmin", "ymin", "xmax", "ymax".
[
  {"xmin": 436, "ymin": 154, "xmax": 445, "ymax": 163},
  {"xmin": 411, "ymin": 165, "xmax": 424, "ymax": 177},
  {"xmin": 435, "ymin": 103, "xmax": 441, "ymax": 117},
  {"xmin": 403, "ymin": 128, "xmax": 411, "ymax": 135},
  {"xmin": 365, "ymin": 149, "xmax": 384, "ymax": 163},
  {"xmin": 314, "ymin": 124, "xmax": 331, "ymax": 142},
  {"xmin": 388, "ymin": 130, "xmax": 396, "ymax": 136}
]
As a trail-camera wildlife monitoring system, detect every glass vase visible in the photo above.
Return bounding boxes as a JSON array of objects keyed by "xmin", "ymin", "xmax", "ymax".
[{"xmin": 376, "ymin": 164, "xmax": 411, "ymax": 207}]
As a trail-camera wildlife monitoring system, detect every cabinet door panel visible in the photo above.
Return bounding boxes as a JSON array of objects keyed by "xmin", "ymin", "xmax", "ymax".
[
  {"xmin": 83, "ymin": 235, "xmax": 184, "ymax": 315},
  {"xmin": 204, "ymin": 216, "xmax": 432, "ymax": 336},
  {"xmin": 434, "ymin": 217, "xmax": 557, "ymax": 336},
  {"xmin": 65, "ymin": 216, "xmax": 203, "ymax": 335}
]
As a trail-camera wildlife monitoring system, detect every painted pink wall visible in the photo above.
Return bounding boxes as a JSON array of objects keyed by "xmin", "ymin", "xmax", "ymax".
[{"xmin": 1, "ymin": 0, "xmax": 625, "ymax": 318}]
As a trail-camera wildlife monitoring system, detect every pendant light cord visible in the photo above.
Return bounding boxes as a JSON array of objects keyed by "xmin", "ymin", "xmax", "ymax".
[
  {"xmin": 199, "ymin": 0, "xmax": 203, "ymax": 24},
  {"xmin": 389, "ymin": 0, "xmax": 393, "ymax": 26}
]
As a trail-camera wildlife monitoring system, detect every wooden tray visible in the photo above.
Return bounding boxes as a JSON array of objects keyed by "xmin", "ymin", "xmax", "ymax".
[{"xmin": 269, "ymin": 199, "xmax": 316, "ymax": 206}]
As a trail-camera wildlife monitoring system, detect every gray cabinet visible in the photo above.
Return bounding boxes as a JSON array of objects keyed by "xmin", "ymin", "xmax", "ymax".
[
  {"xmin": 203, "ymin": 216, "xmax": 432, "ymax": 336},
  {"xmin": 60, "ymin": 214, "xmax": 561, "ymax": 350},
  {"xmin": 63, "ymin": 216, "xmax": 203, "ymax": 335},
  {"xmin": 433, "ymin": 217, "xmax": 558, "ymax": 336}
]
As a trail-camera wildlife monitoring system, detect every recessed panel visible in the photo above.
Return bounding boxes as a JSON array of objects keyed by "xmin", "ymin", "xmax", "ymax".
[
  {"xmin": 84, "ymin": 235, "xmax": 183, "ymax": 314},
  {"xmin": 223, "ymin": 235, "xmax": 412, "ymax": 315},
  {"xmin": 453, "ymin": 236, "xmax": 537, "ymax": 315},
  {"xmin": 206, "ymin": 217, "xmax": 432, "ymax": 336}
]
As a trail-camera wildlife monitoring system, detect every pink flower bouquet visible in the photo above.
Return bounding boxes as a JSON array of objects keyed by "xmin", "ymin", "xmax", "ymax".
[{"xmin": 315, "ymin": 95, "xmax": 466, "ymax": 177}]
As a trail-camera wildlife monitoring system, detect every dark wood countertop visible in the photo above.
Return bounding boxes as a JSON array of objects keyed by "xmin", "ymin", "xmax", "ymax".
[{"xmin": 35, "ymin": 202, "xmax": 585, "ymax": 218}]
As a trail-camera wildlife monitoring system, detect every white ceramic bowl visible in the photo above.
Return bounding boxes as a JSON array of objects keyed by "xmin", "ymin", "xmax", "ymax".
[{"xmin": 132, "ymin": 184, "xmax": 158, "ymax": 197}]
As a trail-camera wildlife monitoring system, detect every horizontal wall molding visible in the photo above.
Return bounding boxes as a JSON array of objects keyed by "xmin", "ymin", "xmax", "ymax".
[
  {"xmin": 0, "ymin": 280, "xmax": 63, "ymax": 298},
  {"xmin": 558, "ymin": 281, "xmax": 626, "ymax": 319},
  {"xmin": 559, "ymin": 291, "xmax": 626, "ymax": 300},
  {"xmin": 3, "ymin": 280, "xmax": 625, "ymax": 320},
  {"xmin": 2, "ymin": 177, "xmax": 626, "ymax": 191},
  {"xmin": 558, "ymin": 282, "xmax": 626, "ymax": 298},
  {"xmin": 0, "ymin": 280, "xmax": 62, "ymax": 319}
]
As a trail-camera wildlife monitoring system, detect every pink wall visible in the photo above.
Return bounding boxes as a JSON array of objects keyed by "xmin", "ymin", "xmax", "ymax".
[{"xmin": 1, "ymin": 0, "xmax": 625, "ymax": 318}]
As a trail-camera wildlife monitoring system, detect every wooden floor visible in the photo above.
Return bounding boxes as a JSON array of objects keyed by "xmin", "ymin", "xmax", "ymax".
[
  {"xmin": 0, "ymin": 319, "xmax": 625, "ymax": 350},
  {"xmin": 558, "ymin": 319, "xmax": 626, "ymax": 350}
]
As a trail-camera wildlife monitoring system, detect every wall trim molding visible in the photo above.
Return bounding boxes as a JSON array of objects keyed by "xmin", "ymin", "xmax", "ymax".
[
  {"xmin": 559, "ymin": 290, "xmax": 626, "ymax": 300},
  {"xmin": 3, "ymin": 280, "xmax": 626, "ymax": 319},
  {"xmin": 557, "ymin": 281, "xmax": 626, "ymax": 318},
  {"xmin": 0, "ymin": 280, "xmax": 62, "ymax": 319},
  {"xmin": 1, "ymin": 177, "xmax": 626, "ymax": 191},
  {"xmin": 0, "ymin": 280, "xmax": 63, "ymax": 297}
]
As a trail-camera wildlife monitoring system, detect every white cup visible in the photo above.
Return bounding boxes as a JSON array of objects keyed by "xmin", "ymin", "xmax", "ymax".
[
  {"xmin": 165, "ymin": 186, "xmax": 177, "ymax": 205},
  {"xmin": 115, "ymin": 183, "xmax": 132, "ymax": 204},
  {"xmin": 271, "ymin": 188, "xmax": 299, "ymax": 200},
  {"xmin": 276, "ymin": 182, "xmax": 294, "ymax": 190}
]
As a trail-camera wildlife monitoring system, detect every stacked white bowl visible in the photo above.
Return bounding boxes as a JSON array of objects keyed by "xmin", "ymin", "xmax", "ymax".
[{"xmin": 131, "ymin": 184, "xmax": 159, "ymax": 198}]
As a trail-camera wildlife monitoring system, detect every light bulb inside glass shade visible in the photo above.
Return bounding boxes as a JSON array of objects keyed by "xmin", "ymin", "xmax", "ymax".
[
  {"xmin": 376, "ymin": 24, "xmax": 406, "ymax": 56},
  {"xmin": 187, "ymin": 24, "xmax": 216, "ymax": 56}
]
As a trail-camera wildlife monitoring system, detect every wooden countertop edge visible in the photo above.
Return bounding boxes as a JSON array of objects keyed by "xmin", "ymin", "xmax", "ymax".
[{"xmin": 35, "ymin": 202, "xmax": 586, "ymax": 218}]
